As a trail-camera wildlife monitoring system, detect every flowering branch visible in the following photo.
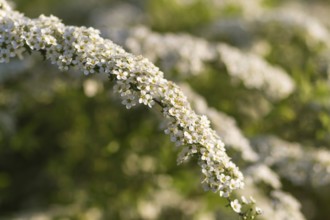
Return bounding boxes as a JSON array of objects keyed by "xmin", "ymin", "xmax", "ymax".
[
  {"xmin": 180, "ymin": 83, "xmax": 307, "ymax": 219},
  {"xmin": 180, "ymin": 83, "xmax": 259, "ymax": 162},
  {"xmin": 0, "ymin": 0, "xmax": 261, "ymax": 218}
]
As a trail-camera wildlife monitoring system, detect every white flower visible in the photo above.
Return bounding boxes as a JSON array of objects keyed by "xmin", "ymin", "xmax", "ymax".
[
  {"xmin": 138, "ymin": 91, "xmax": 154, "ymax": 107},
  {"xmin": 116, "ymin": 70, "xmax": 128, "ymax": 80},
  {"xmin": 256, "ymin": 207, "xmax": 262, "ymax": 215},
  {"xmin": 218, "ymin": 44, "xmax": 295, "ymax": 100},
  {"xmin": 121, "ymin": 94, "xmax": 137, "ymax": 109},
  {"xmin": 241, "ymin": 196, "xmax": 249, "ymax": 204},
  {"xmin": 230, "ymin": 199, "xmax": 242, "ymax": 213},
  {"xmin": 219, "ymin": 186, "xmax": 230, "ymax": 198}
]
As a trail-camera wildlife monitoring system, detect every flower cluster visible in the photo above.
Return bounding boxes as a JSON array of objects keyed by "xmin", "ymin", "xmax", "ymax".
[
  {"xmin": 104, "ymin": 26, "xmax": 295, "ymax": 101},
  {"xmin": 180, "ymin": 83, "xmax": 307, "ymax": 219},
  {"xmin": 180, "ymin": 83, "xmax": 259, "ymax": 162},
  {"xmin": 217, "ymin": 44, "xmax": 295, "ymax": 100},
  {"xmin": 270, "ymin": 191, "xmax": 306, "ymax": 220},
  {"xmin": 107, "ymin": 26, "xmax": 215, "ymax": 76},
  {"xmin": 174, "ymin": 0, "xmax": 264, "ymax": 16},
  {"xmin": 256, "ymin": 9, "xmax": 330, "ymax": 48},
  {"xmin": 252, "ymin": 136, "xmax": 330, "ymax": 187},
  {"xmin": 205, "ymin": 7, "xmax": 330, "ymax": 51},
  {"xmin": 0, "ymin": 0, "xmax": 261, "ymax": 218},
  {"xmin": 245, "ymin": 164, "xmax": 281, "ymax": 189}
]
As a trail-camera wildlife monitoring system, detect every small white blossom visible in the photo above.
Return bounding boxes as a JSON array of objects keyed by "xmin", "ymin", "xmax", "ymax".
[
  {"xmin": 122, "ymin": 93, "xmax": 137, "ymax": 109},
  {"xmin": 256, "ymin": 207, "xmax": 262, "ymax": 215},
  {"xmin": 230, "ymin": 199, "xmax": 242, "ymax": 213}
]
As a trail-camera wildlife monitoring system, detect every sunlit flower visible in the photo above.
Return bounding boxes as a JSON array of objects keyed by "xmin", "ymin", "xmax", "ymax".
[{"xmin": 230, "ymin": 199, "xmax": 242, "ymax": 213}]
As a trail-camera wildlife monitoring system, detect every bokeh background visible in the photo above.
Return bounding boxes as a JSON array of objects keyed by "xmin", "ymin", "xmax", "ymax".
[{"xmin": 1, "ymin": 0, "xmax": 330, "ymax": 219}]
